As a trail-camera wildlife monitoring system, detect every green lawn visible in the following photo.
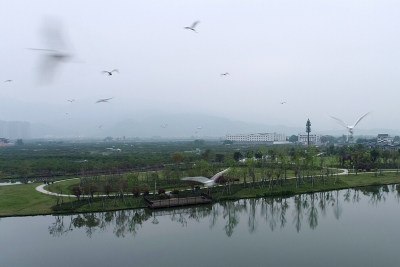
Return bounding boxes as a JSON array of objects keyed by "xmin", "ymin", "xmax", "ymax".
[
  {"xmin": 2, "ymin": 172, "xmax": 400, "ymax": 217},
  {"xmin": 340, "ymin": 172, "xmax": 400, "ymax": 187},
  {"xmin": 46, "ymin": 179, "xmax": 80, "ymax": 195},
  {"xmin": 0, "ymin": 183, "xmax": 59, "ymax": 217},
  {"xmin": 213, "ymin": 172, "xmax": 400, "ymax": 201},
  {"xmin": 44, "ymin": 169, "xmax": 301, "ymax": 195}
]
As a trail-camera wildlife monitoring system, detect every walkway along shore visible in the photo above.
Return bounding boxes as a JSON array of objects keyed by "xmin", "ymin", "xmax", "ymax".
[{"xmin": 35, "ymin": 168, "xmax": 351, "ymax": 198}]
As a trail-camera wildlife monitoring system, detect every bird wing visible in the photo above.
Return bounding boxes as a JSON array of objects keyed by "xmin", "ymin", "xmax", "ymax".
[
  {"xmin": 191, "ymin": 21, "xmax": 200, "ymax": 28},
  {"xmin": 97, "ymin": 98, "xmax": 112, "ymax": 103},
  {"xmin": 38, "ymin": 53, "xmax": 60, "ymax": 83},
  {"xmin": 111, "ymin": 69, "xmax": 119, "ymax": 73},
  {"xmin": 181, "ymin": 176, "xmax": 210, "ymax": 184},
  {"xmin": 330, "ymin": 116, "xmax": 348, "ymax": 128},
  {"xmin": 210, "ymin": 168, "xmax": 230, "ymax": 182},
  {"xmin": 353, "ymin": 112, "xmax": 370, "ymax": 128},
  {"xmin": 28, "ymin": 48, "xmax": 57, "ymax": 52}
]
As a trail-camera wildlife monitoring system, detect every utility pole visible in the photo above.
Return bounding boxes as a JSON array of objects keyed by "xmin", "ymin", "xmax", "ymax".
[{"xmin": 306, "ymin": 119, "xmax": 311, "ymax": 146}]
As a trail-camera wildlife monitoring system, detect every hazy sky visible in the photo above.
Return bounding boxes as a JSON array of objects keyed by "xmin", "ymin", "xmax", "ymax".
[{"xmin": 1, "ymin": 0, "xmax": 400, "ymax": 135}]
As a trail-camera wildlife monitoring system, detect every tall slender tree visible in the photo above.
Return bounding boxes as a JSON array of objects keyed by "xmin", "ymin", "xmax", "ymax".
[{"xmin": 306, "ymin": 119, "xmax": 312, "ymax": 146}]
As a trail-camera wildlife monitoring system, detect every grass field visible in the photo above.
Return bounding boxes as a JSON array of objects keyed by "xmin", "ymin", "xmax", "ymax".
[
  {"xmin": 0, "ymin": 183, "xmax": 59, "ymax": 217},
  {"xmin": 43, "ymin": 168, "xmax": 322, "ymax": 195},
  {"xmin": 1, "ymin": 172, "xmax": 400, "ymax": 217},
  {"xmin": 46, "ymin": 179, "xmax": 80, "ymax": 195}
]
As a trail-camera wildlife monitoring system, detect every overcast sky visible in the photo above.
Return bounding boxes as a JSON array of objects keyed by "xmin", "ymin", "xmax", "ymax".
[{"xmin": 1, "ymin": 0, "xmax": 400, "ymax": 135}]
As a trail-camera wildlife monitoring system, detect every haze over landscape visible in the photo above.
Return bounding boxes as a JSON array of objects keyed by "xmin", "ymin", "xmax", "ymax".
[
  {"xmin": 4, "ymin": 3, "xmax": 400, "ymax": 266},
  {"xmin": 1, "ymin": 0, "xmax": 400, "ymax": 138}
]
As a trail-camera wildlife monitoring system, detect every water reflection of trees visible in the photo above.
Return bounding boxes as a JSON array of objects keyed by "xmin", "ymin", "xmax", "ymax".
[
  {"xmin": 359, "ymin": 185, "xmax": 388, "ymax": 205},
  {"xmin": 220, "ymin": 200, "xmax": 246, "ymax": 237},
  {"xmin": 49, "ymin": 209, "xmax": 152, "ymax": 238},
  {"xmin": 49, "ymin": 186, "xmax": 396, "ymax": 238}
]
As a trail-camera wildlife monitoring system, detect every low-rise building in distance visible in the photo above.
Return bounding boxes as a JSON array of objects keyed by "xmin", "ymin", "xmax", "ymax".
[
  {"xmin": 377, "ymin": 134, "xmax": 393, "ymax": 144},
  {"xmin": 226, "ymin": 132, "xmax": 286, "ymax": 144},
  {"xmin": 298, "ymin": 133, "xmax": 321, "ymax": 145}
]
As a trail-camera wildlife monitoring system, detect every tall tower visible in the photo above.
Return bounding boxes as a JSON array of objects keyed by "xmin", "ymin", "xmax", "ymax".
[{"xmin": 306, "ymin": 119, "xmax": 311, "ymax": 146}]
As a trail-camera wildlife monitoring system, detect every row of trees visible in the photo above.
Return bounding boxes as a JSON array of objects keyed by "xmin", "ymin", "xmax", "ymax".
[
  {"xmin": 50, "ymin": 185, "xmax": 399, "ymax": 238},
  {"xmin": 65, "ymin": 142, "xmax": 400, "ymax": 200}
]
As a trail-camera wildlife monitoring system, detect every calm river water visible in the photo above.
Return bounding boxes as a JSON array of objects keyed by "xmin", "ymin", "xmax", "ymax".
[{"xmin": 1, "ymin": 185, "xmax": 400, "ymax": 267}]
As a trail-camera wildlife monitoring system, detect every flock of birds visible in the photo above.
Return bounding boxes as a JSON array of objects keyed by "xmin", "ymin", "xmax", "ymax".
[
  {"xmin": 3, "ymin": 20, "xmax": 288, "ymax": 104},
  {"xmin": 181, "ymin": 20, "xmax": 371, "ymax": 137},
  {"xmin": 2, "ymin": 19, "xmax": 369, "ymax": 139}
]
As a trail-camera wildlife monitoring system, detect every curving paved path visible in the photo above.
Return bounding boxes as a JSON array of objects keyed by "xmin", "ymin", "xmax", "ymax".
[
  {"xmin": 36, "ymin": 178, "xmax": 81, "ymax": 197},
  {"xmin": 36, "ymin": 168, "xmax": 351, "ymax": 198}
]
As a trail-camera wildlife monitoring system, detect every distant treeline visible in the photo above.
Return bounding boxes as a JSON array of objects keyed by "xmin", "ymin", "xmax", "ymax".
[{"xmin": 0, "ymin": 140, "xmax": 399, "ymax": 180}]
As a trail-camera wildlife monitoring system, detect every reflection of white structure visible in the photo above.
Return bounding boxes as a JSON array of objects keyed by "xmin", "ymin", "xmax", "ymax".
[
  {"xmin": 226, "ymin": 133, "xmax": 286, "ymax": 143},
  {"xmin": 298, "ymin": 133, "xmax": 321, "ymax": 145}
]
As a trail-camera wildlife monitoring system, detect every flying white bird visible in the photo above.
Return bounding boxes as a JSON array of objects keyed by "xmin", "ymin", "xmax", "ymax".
[
  {"xmin": 181, "ymin": 168, "xmax": 230, "ymax": 187},
  {"xmin": 67, "ymin": 99, "xmax": 75, "ymax": 102},
  {"xmin": 102, "ymin": 69, "xmax": 119, "ymax": 76},
  {"xmin": 330, "ymin": 112, "xmax": 370, "ymax": 142},
  {"xmin": 280, "ymin": 101, "xmax": 286, "ymax": 104},
  {"xmin": 221, "ymin": 72, "xmax": 229, "ymax": 76},
  {"xmin": 30, "ymin": 19, "xmax": 73, "ymax": 84},
  {"xmin": 184, "ymin": 21, "xmax": 200, "ymax": 32},
  {"xmin": 4, "ymin": 80, "xmax": 13, "ymax": 83},
  {"xmin": 161, "ymin": 124, "xmax": 168, "ymax": 128},
  {"xmin": 30, "ymin": 48, "xmax": 71, "ymax": 83},
  {"xmin": 96, "ymin": 97, "xmax": 113, "ymax": 103}
]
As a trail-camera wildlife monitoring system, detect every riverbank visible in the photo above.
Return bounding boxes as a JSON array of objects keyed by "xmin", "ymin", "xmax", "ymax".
[
  {"xmin": 0, "ymin": 183, "xmax": 60, "ymax": 217},
  {"xmin": 1, "ymin": 172, "xmax": 400, "ymax": 217}
]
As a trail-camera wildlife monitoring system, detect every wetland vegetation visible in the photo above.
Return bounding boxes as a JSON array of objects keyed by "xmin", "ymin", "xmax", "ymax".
[{"xmin": 1, "ymin": 139, "xmax": 400, "ymax": 217}]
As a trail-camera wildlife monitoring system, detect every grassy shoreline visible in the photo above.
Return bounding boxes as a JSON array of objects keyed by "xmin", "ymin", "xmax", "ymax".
[{"xmin": 1, "ymin": 172, "xmax": 400, "ymax": 218}]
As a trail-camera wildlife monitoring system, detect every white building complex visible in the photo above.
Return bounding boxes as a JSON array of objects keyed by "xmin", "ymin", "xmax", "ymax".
[
  {"xmin": 298, "ymin": 133, "xmax": 321, "ymax": 145},
  {"xmin": 377, "ymin": 134, "xmax": 393, "ymax": 144},
  {"xmin": 226, "ymin": 133, "xmax": 286, "ymax": 143}
]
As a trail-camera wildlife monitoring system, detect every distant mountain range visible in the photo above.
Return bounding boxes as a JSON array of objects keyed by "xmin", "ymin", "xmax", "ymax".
[{"xmin": 22, "ymin": 113, "xmax": 399, "ymax": 139}]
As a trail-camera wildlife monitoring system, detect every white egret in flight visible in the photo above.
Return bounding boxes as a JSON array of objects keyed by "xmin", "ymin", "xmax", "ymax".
[
  {"xmin": 330, "ymin": 112, "xmax": 370, "ymax": 142},
  {"xmin": 184, "ymin": 21, "xmax": 200, "ymax": 32},
  {"xmin": 102, "ymin": 69, "xmax": 119, "ymax": 76},
  {"xmin": 181, "ymin": 168, "xmax": 230, "ymax": 187},
  {"xmin": 96, "ymin": 98, "xmax": 113, "ymax": 103},
  {"xmin": 30, "ymin": 19, "xmax": 73, "ymax": 84}
]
